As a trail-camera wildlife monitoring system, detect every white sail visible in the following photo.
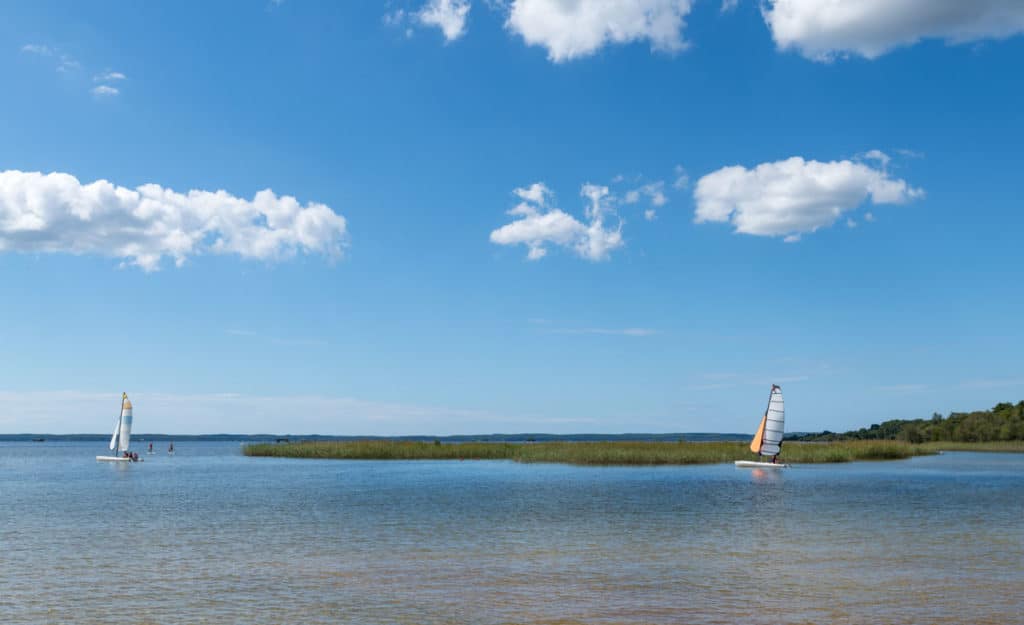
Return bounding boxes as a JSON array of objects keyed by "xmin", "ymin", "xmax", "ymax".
[
  {"xmin": 118, "ymin": 394, "xmax": 133, "ymax": 453},
  {"xmin": 109, "ymin": 416, "xmax": 120, "ymax": 451},
  {"xmin": 758, "ymin": 385, "xmax": 785, "ymax": 457}
]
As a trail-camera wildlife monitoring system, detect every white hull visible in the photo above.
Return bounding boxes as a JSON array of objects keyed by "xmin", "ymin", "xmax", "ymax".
[
  {"xmin": 96, "ymin": 455, "xmax": 132, "ymax": 462},
  {"xmin": 735, "ymin": 460, "xmax": 789, "ymax": 469}
]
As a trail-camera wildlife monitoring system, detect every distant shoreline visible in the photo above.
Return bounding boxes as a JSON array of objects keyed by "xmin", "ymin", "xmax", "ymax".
[
  {"xmin": 242, "ymin": 440, "xmax": 1024, "ymax": 465},
  {"xmin": 0, "ymin": 432, "xmax": 749, "ymax": 443}
]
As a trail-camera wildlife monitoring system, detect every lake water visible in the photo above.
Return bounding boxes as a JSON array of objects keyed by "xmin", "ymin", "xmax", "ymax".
[{"xmin": 1, "ymin": 442, "xmax": 1022, "ymax": 625}]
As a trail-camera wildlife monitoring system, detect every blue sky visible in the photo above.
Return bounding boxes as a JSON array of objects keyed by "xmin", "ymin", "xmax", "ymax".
[{"xmin": 1, "ymin": 1, "xmax": 1022, "ymax": 435}]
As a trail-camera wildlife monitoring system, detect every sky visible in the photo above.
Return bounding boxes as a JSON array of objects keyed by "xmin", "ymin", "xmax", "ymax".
[{"xmin": 1, "ymin": 0, "xmax": 1022, "ymax": 435}]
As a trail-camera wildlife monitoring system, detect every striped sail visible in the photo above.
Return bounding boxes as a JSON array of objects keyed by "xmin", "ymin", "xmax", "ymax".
[
  {"xmin": 118, "ymin": 394, "xmax": 133, "ymax": 452},
  {"xmin": 756, "ymin": 385, "xmax": 785, "ymax": 457}
]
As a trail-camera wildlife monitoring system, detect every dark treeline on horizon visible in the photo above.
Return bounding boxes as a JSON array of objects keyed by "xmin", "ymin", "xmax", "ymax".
[
  {"xmin": 791, "ymin": 401, "xmax": 1024, "ymax": 443},
  {"xmin": 0, "ymin": 432, "xmax": 750, "ymax": 443}
]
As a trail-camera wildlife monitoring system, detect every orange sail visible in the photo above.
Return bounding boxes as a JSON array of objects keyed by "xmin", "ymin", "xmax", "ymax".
[{"xmin": 749, "ymin": 413, "xmax": 767, "ymax": 454}]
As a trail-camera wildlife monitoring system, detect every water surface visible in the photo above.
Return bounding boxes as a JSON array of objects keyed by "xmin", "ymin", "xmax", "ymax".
[{"xmin": 1, "ymin": 442, "xmax": 1021, "ymax": 624}]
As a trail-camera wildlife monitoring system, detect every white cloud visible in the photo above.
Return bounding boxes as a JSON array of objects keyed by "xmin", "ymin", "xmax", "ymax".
[
  {"xmin": 762, "ymin": 0, "xmax": 1024, "ymax": 61},
  {"xmin": 846, "ymin": 217, "xmax": 857, "ymax": 228},
  {"xmin": 721, "ymin": 0, "xmax": 739, "ymax": 13},
  {"xmin": 672, "ymin": 164, "xmax": 689, "ymax": 190},
  {"xmin": 0, "ymin": 170, "xmax": 348, "ymax": 271},
  {"xmin": 693, "ymin": 155, "xmax": 922, "ymax": 239},
  {"xmin": 644, "ymin": 209, "xmax": 657, "ymax": 221},
  {"xmin": 20, "ymin": 43, "xmax": 79, "ymax": 72},
  {"xmin": 861, "ymin": 149, "xmax": 890, "ymax": 167},
  {"xmin": 91, "ymin": 85, "xmax": 119, "ymax": 97},
  {"xmin": 418, "ymin": 0, "xmax": 471, "ymax": 41},
  {"xmin": 506, "ymin": 0, "xmax": 694, "ymax": 62},
  {"xmin": 490, "ymin": 181, "xmax": 623, "ymax": 261},
  {"xmin": 624, "ymin": 181, "xmax": 667, "ymax": 207},
  {"xmin": 21, "ymin": 44, "xmax": 54, "ymax": 56},
  {"xmin": 93, "ymin": 71, "xmax": 127, "ymax": 82},
  {"xmin": 864, "ymin": 211, "xmax": 875, "ymax": 222},
  {"xmin": 56, "ymin": 56, "xmax": 80, "ymax": 72}
]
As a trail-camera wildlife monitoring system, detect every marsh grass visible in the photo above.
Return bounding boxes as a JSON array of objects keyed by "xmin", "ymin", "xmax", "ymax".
[
  {"xmin": 919, "ymin": 440, "xmax": 1024, "ymax": 453},
  {"xmin": 243, "ymin": 439, "xmax": 950, "ymax": 465}
]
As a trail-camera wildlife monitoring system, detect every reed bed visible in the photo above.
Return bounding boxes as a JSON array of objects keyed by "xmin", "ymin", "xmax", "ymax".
[
  {"xmin": 243, "ymin": 439, "xmax": 943, "ymax": 465},
  {"xmin": 919, "ymin": 440, "xmax": 1024, "ymax": 453}
]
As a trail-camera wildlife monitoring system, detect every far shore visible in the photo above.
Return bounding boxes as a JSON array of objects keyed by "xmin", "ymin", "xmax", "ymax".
[{"xmin": 242, "ymin": 439, "xmax": 1024, "ymax": 465}]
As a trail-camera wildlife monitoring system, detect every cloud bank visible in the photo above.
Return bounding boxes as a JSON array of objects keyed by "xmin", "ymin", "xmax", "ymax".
[
  {"xmin": 0, "ymin": 170, "xmax": 348, "ymax": 271},
  {"xmin": 693, "ymin": 154, "xmax": 922, "ymax": 240},
  {"xmin": 762, "ymin": 0, "xmax": 1024, "ymax": 60},
  {"xmin": 506, "ymin": 0, "xmax": 694, "ymax": 62}
]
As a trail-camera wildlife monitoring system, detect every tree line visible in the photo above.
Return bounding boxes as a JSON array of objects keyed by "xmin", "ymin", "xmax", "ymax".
[{"xmin": 791, "ymin": 401, "xmax": 1024, "ymax": 444}]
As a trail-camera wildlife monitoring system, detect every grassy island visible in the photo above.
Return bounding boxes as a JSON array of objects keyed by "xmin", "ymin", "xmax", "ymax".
[{"xmin": 242, "ymin": 439, "xmax": 951, "ymax": 465}]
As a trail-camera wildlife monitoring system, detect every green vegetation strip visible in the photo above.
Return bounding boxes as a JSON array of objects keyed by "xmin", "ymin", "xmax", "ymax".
[{"xmin": 241, "ymin": 440, "xmax": 963, "ymax": 465}]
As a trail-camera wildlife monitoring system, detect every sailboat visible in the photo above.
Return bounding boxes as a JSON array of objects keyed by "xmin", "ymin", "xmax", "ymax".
[
  {"xmin": 735, "ymin": 384, "xmax": 789, "ymax": 469},
  {"xmin": 96, "ymin": 393, "xmax": 136, "ymax": 462}
]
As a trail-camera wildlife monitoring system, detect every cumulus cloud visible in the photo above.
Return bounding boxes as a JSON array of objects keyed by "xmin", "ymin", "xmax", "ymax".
[
  {"xmin": 506, "ymin": 0, "xmax": 694, "ymax": 62},
  {"xmin": 418, "ymin": 0, "xmax": 471, "ymax": 41},
  {"xmin": 762, "ymin": 0, "xmax": 1024, "ymax": 61},
  {"xmin": 490, "ymin": 182, "xmax": 623, "ymax": 261},
  {"xmin": 693, "ymin": 155, "xmax": 922, "ymax": 239},
  {"xmin": 644, "ymin": 209, "xmax": 657, "ymax": 221},
  {"xmin": 0, "ymin": 170, "xmax": 348, "ymax": 271}
]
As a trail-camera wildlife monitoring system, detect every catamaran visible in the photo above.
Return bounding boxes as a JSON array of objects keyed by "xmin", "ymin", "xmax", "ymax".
[
  {"xmin": 735, "ymin": 384, "xmax": 789, "ymax": 469},
  {"xmin": 96, "ymin": 393, "xmax": 137, "ymax": 462}
]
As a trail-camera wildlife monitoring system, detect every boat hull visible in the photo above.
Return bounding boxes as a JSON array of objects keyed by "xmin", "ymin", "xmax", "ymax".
[
  {"xmin": 735, "ymin": 460, "xmax": 789, "ymax": 469},
  {"xmin": 96, "ymin": 455, "xmax": 132, "ymax": 462}
]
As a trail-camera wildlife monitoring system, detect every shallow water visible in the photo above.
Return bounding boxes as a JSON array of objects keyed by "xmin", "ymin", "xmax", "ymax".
[{"xmin": 1, "ymin": 442, "xmax": 1022, "ymax": 624}]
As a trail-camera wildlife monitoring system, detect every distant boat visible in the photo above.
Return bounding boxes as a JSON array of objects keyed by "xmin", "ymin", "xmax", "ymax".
[
  {"xmin": 735, "ymin": 385, "xmax": 789, "ymax": 469},
  {"xmin": 97, "ymin": 393, "xmax": 138, "ymax": 462},
  {"xmin": 32, "ymin": 438, "xmax": 45, "ymax": 442}
]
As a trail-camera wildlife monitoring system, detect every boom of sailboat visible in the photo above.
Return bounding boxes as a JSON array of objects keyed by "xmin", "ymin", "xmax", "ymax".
[{"xmin": 735, "ymin": 384, "xmax": 790, "ymax": 469}]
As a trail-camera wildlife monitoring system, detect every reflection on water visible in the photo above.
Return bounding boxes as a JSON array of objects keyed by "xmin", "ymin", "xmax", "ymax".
[{"xmin": 1, "ymin": 442, "xmax": 1022, "ymax": 624}]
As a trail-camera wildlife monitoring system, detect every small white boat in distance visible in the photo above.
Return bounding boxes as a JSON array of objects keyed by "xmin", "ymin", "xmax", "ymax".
[
  {"xmin": 735, "ymin": 385, "xmax": 789, "ymax": 469},
  {"xmin": 97, "ymin": 393, "xmax": 136, "ymax": 462}
]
